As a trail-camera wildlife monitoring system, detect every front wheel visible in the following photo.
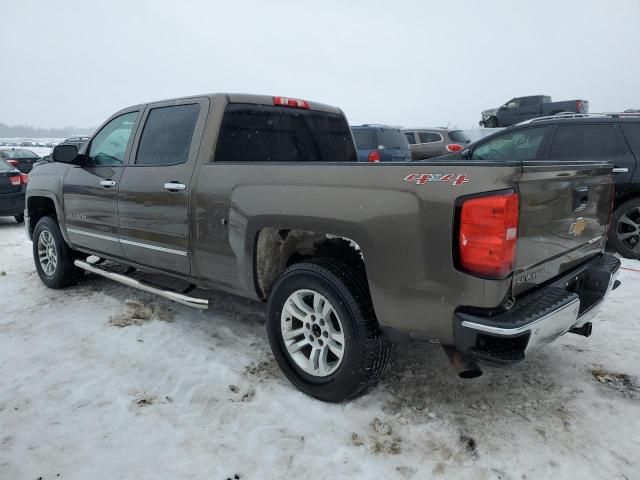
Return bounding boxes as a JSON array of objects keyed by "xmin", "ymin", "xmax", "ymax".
[
  {"xmin": 609, "ymin": 198, "xmax": 640, "ymax": 259},
  {"xmin": 32, "ymin": 216, "xmax": 83, "ymax": 288},
  {"xmin": 266, "ymin": 258, "xmax": 391, "ymax": 402},
  {"xmin": 484, "ymin": 116, "xmax": 498, "ymax": 128}
]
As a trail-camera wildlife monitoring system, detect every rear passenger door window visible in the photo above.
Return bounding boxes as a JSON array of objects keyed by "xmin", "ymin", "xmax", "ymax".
[
  {"xmin": 549, "ymin": 124, "xmax": 628, "ymax": 158},
  {"xmin": 135, "ymin": 104, "xmax": 201, "ymax": 165},
  {"xmin": 418, "ymin": 132, "xmax": 442, "ymax": 144},
  {"xmin": 471, "ymin": 127, "xmax": 549, "ymax": 161}
]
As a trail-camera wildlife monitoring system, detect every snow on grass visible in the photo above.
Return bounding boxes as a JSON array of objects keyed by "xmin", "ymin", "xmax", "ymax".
[{"xmin": 0, "ymin": 218, "xmax": 639, "ymax": 479}]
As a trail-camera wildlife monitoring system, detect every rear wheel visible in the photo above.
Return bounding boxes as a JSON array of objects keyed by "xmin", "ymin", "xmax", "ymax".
[
  {"xmin": 609, "ymin": 198, "xmax": 640, "ymax": 260},
  {"xmin": 266, "ymin": 258, "xmax": 391, "ymax": 402},
  {"xmin": 33, "ymin": 216, "xmax": 83, "ymax": 288}
]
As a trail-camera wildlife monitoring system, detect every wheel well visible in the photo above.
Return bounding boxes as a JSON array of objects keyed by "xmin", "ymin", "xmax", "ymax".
[
  {"xmin": 27, "ymin": 197, "xmax": 56, "ymax": 238},
  {"xmin": 614, "ymin": 192, "xmax": 640, "ymax": 210},
  {"xmin": 254, "ymin": 228, "xmax": 367, "ymax": 299}
]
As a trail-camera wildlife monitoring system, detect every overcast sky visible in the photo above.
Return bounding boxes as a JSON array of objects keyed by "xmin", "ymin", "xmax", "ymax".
[{"xmin": 1, "ymin": 0, "xmax": 638, "ymax": 130}]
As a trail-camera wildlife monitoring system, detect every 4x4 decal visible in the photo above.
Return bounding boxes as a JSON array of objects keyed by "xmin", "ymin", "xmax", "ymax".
[{"xmin": 404, "ymin": 173, "xmax": 470, "ymax": 186}]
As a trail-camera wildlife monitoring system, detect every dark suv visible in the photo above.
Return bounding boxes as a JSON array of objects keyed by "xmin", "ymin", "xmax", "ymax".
[
  {"xmin": 449, "ymin": 113, "xmax": 640, "ymax": 259},
  {"xmin": 351, "ymin": 125, "xmax": 411, "ymax": 162}
]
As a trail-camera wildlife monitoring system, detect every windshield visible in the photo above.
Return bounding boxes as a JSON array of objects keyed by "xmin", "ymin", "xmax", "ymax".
[{"xmin": 0, "ymin": 149, "xmax": 39, "ymax": 159}]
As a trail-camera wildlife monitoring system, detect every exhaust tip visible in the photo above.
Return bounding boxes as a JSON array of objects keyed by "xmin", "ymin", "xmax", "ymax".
[
  {"xmin": 442, "ymin": 345, "xmax": 483, "ymax": 379},
  {"xmin": 459, "ymin": 368, "xmax": 483, "ymax": 379},
  {"xmin": 569, "ymin": 322, "xmax": 592, "ymax": 338}
]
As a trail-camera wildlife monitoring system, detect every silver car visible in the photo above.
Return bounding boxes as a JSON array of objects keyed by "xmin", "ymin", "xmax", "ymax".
[{"xmin": 403, "ymin": 128, "xmax": 471, "ymax": 160}]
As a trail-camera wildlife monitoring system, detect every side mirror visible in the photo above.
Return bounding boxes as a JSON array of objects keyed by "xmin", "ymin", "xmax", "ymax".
[
  {"xmin": 461, "ymin": 149, "xmax": 472, "ymax": 160},
  {"xmin": 52, "ymin": 144, "xmax": 79, "ymax": 164}
]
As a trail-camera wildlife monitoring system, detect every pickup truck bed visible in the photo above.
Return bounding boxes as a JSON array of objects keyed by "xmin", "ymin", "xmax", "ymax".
[{"xmin": 25, "ymin": 93, "xmax": 620, "ymax": 401}]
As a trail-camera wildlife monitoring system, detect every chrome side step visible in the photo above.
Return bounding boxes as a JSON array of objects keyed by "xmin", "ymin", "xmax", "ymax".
[{"xmin": 74, "ymin": 260, "xmax": 209, "ymax": 310}]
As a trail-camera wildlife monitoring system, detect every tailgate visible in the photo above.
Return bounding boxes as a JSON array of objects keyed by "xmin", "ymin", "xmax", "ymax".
[{"xmin": 512, "ymin": 161, "xmax": 613, "ymax": 296}]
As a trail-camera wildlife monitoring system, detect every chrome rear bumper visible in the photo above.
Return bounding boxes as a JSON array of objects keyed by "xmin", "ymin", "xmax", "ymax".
[{"xmin": 454, "ymin": 254, "xmax": 621, "ymax": 364}]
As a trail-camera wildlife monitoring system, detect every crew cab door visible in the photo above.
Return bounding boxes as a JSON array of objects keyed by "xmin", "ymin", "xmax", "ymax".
[
  {"xmin": 63, "ymin": 109, "xmax": 141, "ymax": 257},
  {"xmin": 117, "ymin": 98, "xmax": 208, "ymax": 274}
]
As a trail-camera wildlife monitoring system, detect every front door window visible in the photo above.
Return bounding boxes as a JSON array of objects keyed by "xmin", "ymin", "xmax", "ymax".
[{"xmin": 89, "ymin": 112, "xmax": 138, "ymax": 166}]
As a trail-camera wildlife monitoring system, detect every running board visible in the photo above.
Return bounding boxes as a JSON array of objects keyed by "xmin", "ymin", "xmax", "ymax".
[{"xmin": 74, "ymin": 260, "xmax": 209, "ymax": 310}]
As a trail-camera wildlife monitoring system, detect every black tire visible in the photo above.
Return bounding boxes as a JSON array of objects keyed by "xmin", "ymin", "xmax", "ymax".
[
  {"xmin": 32, "ymin": 216, "xmax": 83, "ymax": 288},
  {"xmin": 484, "ymin": 116, "xmax": 498, "ymax": 128},
  {"xmin": 266, "ymin": 258, "xmax": 391, "ymax": 402},
  {"xmin": 14, "ymin": 213, "xmax": 24, "ymax": 223},
  {"xmin": 609, "ymin": 198, "xmax": 640, "ymax": 260}
]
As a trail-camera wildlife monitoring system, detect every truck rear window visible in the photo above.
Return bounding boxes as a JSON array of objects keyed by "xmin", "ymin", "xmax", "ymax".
[{"xmin": 214, "ymin": 104, "xmax": 356, "ymax": 162}]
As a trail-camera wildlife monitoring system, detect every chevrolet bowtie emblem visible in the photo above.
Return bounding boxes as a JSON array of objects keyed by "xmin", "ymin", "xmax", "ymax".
[{"xmin": 569, "ymin": 217, "xmax": 587, "ymax": 236}]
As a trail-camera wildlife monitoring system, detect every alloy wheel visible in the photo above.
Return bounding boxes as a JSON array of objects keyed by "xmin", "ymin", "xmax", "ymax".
[
  {"xmin": 37, "ymin": 230, "xmax": 58, "ymax": 276},
  {"xmin": 617, "ymin": 206, "xmax": 640, "ymax": 253},
  {"xmin": 280, "ymin": 289, "xmax": 345, "ymax": 377}
]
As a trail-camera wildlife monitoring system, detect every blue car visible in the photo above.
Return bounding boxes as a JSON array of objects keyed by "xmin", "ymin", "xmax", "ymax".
[{"xmin": 351, "ymin": 125, "xmax": 412, "ymax": 162}]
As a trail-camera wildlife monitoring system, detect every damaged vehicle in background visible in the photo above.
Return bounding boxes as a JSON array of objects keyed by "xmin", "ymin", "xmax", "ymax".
[
  {"xmin": 480, "ymin": 95, "xmax": 589, "ymax": 128},
  {"xmin": 25, "ymin": 93, "xmax": 620, "ymax": 402}
]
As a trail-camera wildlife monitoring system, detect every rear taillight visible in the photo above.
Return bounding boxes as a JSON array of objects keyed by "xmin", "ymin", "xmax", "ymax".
[
  {"xmin": 9, "ymin": 175, "xmax": 21, "ymax": 186},
  {"xmin": 273, "ymin": 96, "xmax": 310, "ymax": 109},
  {"xmin": 457, "ymin": 192, "xmax": 519, "ymax": 278},
  {"xmin": 367, "ymin": 150, "xmax": 380, "ymax": 163},
  {"xmin": 576, "ymin": 100, "xmax": 582, "ymax": 112},
  {"xmin": 7, "ymin": 159, "xmax": 18, "ymax": 167},
  {"xmin": 446, "ymin": 143, "xmax": 464, "ymax": 153},
  {"xmin": 20, "ymin": 173, "xmax": 29, "ymax": 184}
]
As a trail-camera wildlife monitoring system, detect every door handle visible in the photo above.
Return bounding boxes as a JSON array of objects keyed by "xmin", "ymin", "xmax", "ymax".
[
  {"xmin": 100, "ymin": 180, "xmax": 116, "ymax": 188},
  {"xmin": 164, "ymin": 182, "xmax": 186, "ymax": 192},
  {"xmin": 612, "ymin": 167, "xmax": 629, "ymax": 173}
]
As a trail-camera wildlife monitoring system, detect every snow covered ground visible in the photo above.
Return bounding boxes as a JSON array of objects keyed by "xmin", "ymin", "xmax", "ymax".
[{"xmin": 1, "ymin": 218, "xmax": 639, "ymax": 480}]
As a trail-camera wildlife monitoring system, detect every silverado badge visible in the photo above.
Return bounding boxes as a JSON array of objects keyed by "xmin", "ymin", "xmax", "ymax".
[{"xmin": 569, "ymin": 217, "xmax": 587, "ymax": 236}]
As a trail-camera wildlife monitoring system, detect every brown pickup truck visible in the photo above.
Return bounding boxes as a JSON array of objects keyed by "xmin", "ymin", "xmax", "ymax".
[{"xmin": 25, "ymin": 93, "xmax": 621, "ymax": 402}]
